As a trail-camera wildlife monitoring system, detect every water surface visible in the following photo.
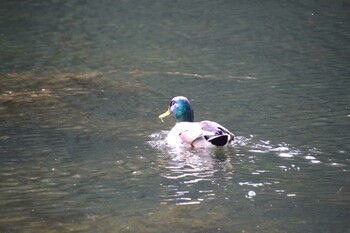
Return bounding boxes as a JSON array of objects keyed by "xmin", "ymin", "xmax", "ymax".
[{"xmin": 1, "ymin": 0, "xmax": 349, "ymax": 232}]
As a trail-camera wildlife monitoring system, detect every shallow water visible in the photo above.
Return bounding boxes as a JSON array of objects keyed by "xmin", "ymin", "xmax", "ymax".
[{"xmin": 1, "ymin": 0, "xmax": 349, "ymax": 232}]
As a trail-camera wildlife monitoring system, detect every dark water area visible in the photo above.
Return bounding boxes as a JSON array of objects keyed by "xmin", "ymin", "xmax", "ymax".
[{"xmin": 1, "ymin": 0, "xmax": 349, "ymax": 232}]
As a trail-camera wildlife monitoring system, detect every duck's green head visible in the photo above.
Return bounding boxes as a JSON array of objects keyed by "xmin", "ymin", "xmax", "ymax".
[{"xmin": 159, "ymin": 96, "xmax": 194, "ymax": 123}]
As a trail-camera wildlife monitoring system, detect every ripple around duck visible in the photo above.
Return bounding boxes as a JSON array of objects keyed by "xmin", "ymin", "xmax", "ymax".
[
  {"xmin": 148, "ymin": 131, "xmax": 232, "ymax": 205},
  {"xmin": 149, "ymin": 132, "xmax": 323, "ymax": 165},
  {"xmin": 148, "ymin": 131, "xmax": 330, "ymax": 205}
]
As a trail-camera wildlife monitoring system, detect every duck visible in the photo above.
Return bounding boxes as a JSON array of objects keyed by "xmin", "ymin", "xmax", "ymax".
[{"xmin": 159, "ymin": 96, "xmax": 234, "ymax": 148}]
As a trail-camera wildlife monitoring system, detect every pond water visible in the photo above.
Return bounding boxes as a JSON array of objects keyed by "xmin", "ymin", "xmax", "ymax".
[{"xmin": 1, "ymin": 0, "xmax": 349, "ymax": 232}]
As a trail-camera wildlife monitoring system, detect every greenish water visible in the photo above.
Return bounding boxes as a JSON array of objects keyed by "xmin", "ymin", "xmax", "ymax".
[{"xmin": 1, "ymin": 0, "xmax": 349, "ymax": 232}]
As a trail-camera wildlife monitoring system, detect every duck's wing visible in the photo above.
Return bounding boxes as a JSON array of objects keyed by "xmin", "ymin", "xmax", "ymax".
[
  {"xmin": 198, "ymin": 121, "xmax": 234, "ymax": 147},
  {"xmin": 176, "ymin": 121, "xmax": 234, "ymax": 147},
  {"xmin": 175, "ymin": 122, "xmax": 204, "ymax": 144},
  {"xmin": 179, "ymin": 130, "xmax": 202, "ymax": 144},
  {"xmin": 200, "ymin": 121, "xmax": 234, "ymax": 137}
]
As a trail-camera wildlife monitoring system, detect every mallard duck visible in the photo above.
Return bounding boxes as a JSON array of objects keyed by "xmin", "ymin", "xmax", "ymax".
[{"xmin": 159, "ymin": 96, "xmax": 234, "ymax": 148}]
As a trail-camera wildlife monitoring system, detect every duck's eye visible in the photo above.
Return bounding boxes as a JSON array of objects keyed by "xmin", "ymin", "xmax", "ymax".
[{"xmin": 169, "ymin": 100, "xmax": 175, "ymax": 107}]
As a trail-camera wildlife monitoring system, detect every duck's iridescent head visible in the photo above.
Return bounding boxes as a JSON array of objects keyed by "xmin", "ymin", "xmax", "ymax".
[{"xmin": 159, "ymin": 96, "xmax": 194, "ymax": 123}]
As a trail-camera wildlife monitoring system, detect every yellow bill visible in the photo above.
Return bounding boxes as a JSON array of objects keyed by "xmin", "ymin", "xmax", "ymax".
[{"xmin": 158, "ymin": 108, "xmax": 171, "ymax": 122}]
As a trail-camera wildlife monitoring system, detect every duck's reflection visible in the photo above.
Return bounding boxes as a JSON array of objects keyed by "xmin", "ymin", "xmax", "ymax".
[{"xmin": 158, "ymin": 147, "xmax": 233, "ymax": 205}]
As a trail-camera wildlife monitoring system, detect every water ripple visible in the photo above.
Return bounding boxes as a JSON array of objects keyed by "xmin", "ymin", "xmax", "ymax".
[
  {"xmin": 149, "ymin": 131, "xmax": 327, "ymax": 204},
  {"xmin": 149, "ymin": 131, "xmax": 234, "ymax": 205},
  {"xmin": 233, "ymin": 135, "xmax": 322, "ymax": 163}
]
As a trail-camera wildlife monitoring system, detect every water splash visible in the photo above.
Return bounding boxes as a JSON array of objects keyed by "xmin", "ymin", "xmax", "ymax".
[{"xmin": 148, "ymin": 131, "xmax": 169, "ymax": 151}]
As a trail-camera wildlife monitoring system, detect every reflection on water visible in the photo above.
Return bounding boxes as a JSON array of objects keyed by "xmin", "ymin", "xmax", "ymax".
[{"xmin": 150, "ymin": 131, "xmax": 234, "ymax": 205}]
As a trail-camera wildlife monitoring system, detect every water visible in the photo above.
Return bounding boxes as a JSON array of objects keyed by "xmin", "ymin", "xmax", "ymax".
[{"xmin": 1, "ymin": 0, "xmax": 349, "ymax": 232}]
